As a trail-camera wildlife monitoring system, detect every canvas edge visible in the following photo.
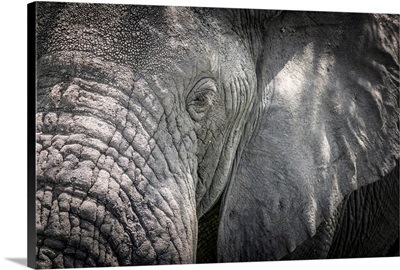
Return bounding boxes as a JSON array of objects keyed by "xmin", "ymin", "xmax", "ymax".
[{"xmin": 27, "ymin": 2, "xmax": 37, "ymax": 269}]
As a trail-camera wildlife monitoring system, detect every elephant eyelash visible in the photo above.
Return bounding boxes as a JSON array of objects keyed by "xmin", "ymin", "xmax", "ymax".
[{"xmin": 190, "ymin": 90, "xmax": 215, "ymax": 105}]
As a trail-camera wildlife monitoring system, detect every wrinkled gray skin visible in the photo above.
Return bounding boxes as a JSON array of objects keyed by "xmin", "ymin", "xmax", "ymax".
[{"xmin": 35, "ymin": 3, "xmax": 399, "ymax": 268}]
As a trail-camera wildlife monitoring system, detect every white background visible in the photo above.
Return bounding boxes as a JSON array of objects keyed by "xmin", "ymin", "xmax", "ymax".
[{"xmin": 0, "ymin": 0, "xmax": 399, "ymax": 269}]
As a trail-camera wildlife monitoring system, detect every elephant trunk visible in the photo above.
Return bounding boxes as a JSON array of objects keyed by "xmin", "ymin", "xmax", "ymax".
[{"xmin": 35, "ymin": 67, "xmax": 197, "ymax": 267}]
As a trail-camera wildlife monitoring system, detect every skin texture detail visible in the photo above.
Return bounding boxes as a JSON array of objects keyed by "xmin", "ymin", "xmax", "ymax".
[{"xmin": 33, "ymin": 3, "xmax": 399, "ymax": 268}]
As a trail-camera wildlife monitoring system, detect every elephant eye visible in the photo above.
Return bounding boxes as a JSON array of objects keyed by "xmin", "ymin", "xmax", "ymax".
[{"xmin": 187, "ymin": 78, "xmax": 218, "ymax": 121}]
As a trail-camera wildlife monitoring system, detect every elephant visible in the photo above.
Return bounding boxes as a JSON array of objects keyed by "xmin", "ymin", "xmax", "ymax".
[{"xmin": 31, "ymin": 2, "xmax": 399, "ymax": 268}]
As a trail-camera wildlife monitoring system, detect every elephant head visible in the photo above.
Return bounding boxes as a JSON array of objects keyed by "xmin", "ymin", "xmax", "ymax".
[{"xmin": 34, "ymin": 3, "xmax": 399, "ymax": 268}]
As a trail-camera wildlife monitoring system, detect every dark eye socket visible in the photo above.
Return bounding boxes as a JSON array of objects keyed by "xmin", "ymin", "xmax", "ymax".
[
  {"xmin": 187, "ymin": 78, "xmax": 218, "ymax": 121},
  {"xmin": 195, "ymin": 91, "xmax": 209, "ymax": 102},
  {"xmin": 191, "ymin": 90, "xmax": 214, "ymax": 105}
]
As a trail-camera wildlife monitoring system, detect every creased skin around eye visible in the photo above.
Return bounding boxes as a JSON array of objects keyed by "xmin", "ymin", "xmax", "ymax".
[{"xmin": 187, "ymin": 78, "xmax": 218, "ymax": 121}]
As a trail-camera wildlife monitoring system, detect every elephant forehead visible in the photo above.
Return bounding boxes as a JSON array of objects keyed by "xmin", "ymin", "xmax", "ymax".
[{"xmin": 36, "ymin": 3, "xmax": 211, "ymax": 71}]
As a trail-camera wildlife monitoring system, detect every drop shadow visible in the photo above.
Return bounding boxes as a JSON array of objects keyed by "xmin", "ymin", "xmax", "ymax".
[{"xmin": 5, "ymin": 258, "xmax": 27, "ymax": 267}]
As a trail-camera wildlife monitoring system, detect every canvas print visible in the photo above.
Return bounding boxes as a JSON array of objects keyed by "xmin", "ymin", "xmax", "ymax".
[{"xmin": 28, "ymin": 1, "xmax": 399, "ymax": 268}]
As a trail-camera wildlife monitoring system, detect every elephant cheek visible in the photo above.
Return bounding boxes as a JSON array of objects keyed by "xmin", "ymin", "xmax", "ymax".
[{"xmin": 35, "ymin": 116, "xmax": 197, "ymax": 267}]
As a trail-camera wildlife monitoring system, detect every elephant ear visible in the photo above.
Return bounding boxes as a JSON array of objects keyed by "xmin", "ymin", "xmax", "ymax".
[{"xmin": 218, "ymin": 12, "xmax": 399, "ymax": 261}]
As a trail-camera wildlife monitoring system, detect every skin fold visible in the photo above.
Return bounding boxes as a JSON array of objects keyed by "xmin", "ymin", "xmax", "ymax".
[{"xmin": 34, "ymin": 3, "xmax": 399, "ymax": 268}]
